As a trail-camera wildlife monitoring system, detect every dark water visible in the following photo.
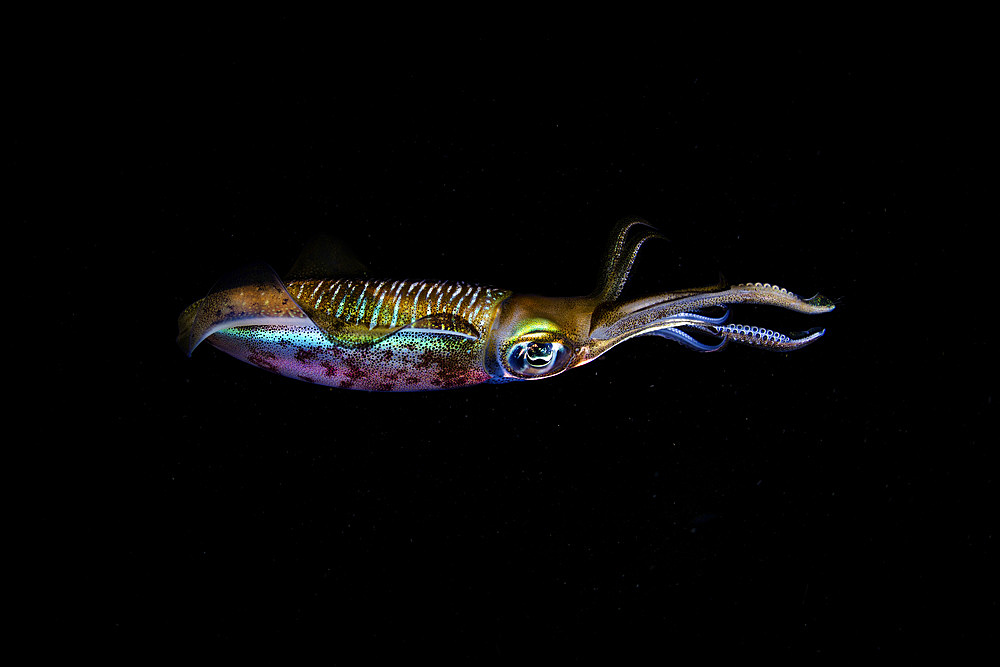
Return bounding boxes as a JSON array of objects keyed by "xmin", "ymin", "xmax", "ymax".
[{"xmin": 33, "ymin": 28, "xmax": 991, "ymax": 656}]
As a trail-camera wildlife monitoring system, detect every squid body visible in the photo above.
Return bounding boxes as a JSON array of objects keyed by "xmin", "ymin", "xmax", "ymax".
[{"xmin": 178, "ymin": 220, "xmax": 834, "ymax": 391}]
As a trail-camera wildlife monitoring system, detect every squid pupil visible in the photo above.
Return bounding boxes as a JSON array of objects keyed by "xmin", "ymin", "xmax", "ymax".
[{"xmin": 526, "ymin": 342, "xmax": 553, "ymax": 367}]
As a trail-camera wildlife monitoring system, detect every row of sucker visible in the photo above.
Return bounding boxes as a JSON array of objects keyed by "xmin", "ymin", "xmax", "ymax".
[
  {"xmin": 712, "ymin": 323, "xmax": 791, "ymax": 345},
  {"xmin": 740, "ymin": 282, "xmax": 796, "ymax": 297}
]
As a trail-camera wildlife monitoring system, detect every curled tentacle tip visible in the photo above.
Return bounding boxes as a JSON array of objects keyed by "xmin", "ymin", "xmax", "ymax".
[
  {"xmin": 786, "ymin": 327, "xmax": 827, "ymax": 349},
  {"xmin": 804, "ymin": 293, "xmax": 836, "ymax": 312},
  {"xmin": 624, "ymin": 217, "xmax": 668, "ymax": 240},
  {"xmin": 791, "ymin": 327, "xmax": 827, "ymax": 340}
]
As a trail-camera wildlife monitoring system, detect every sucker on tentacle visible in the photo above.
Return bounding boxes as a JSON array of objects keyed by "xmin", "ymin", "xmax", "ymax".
[{"xmin": 178, "ymin": 218, "xmax": 835, "ymax": 391}]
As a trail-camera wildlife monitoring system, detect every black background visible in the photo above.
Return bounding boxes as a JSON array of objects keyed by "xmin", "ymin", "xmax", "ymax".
[{"xmin": 25, "ymin": 22, "xmax": 991, "ymax": 657}]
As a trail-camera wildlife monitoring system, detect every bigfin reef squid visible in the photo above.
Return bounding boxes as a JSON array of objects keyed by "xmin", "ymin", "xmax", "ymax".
[{"xmin": 177, "ymin": 219, "xmax": 835, "ymax": 391}]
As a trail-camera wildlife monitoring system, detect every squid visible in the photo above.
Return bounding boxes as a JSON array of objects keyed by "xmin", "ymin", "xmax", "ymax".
[{"xmin": 177, "ymin": 219, "xmax": 834, "ymax": 391}]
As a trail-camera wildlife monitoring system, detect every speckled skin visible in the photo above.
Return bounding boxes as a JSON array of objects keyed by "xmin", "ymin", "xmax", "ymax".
[{"xmin": 206, "ymin": 323, "xmax": 501, "ymax": 391}]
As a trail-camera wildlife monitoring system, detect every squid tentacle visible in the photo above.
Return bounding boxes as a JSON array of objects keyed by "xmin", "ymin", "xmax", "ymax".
[
  {"xmin": 647, "ymin": 321, "xmax": 826, "ymax": 353},
  {"xmin": 709, "ymin": 323, "xmax": 827, "ymax": 350},
  {"xmin": 594, "ymin": 218, "xmax": 668, "ymax": 302},
  {"xmin": 589, "ymin": 281, "xmax": 833, "ymax": 357},
  {"xmin": 646, "ymin": 327, "xmax": 730, "ymax": 352}
]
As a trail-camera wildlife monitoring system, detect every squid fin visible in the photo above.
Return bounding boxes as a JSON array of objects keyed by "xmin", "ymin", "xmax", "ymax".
[
  {"xmin": 177, "ymin": 262, "xmax": 315, "ymax": 356},
  {"xmin": 305, "ymin": 309, "xmax": 481, "ymax": 345},
  {"xmin": 406, "ymin": 313, "xmax": 481, "ymax": 340},
  {"xmin": 285, "ymin": 234, "xmax": 368, "ymax": 280},
  {"xmin": 293, "ymin": 297, "xmax": 481, "ymax": 346}
]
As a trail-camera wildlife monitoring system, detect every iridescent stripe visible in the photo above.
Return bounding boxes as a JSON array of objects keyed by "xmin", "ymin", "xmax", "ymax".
[
  {"xmin": 370, "ymin": 281, "xmax": 388, "ymax": 329},
  {"xmin": 435, "ymin": 284, "xmax": 446, "ymax": 312},
  {"xmin": 406, "ymin": 281, "xmax": 427, "ymax": 325},
  {"xmin": 327, "ymin": 282, "xmax": 343, "ymax": 313},
  {"xmin": 336, "ymin": 281, "xmax": 358, "ymax": 318}
]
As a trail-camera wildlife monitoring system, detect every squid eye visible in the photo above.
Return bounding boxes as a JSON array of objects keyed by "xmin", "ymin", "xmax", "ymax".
[
  {"xmin": 526, "ymin": 342, "xmax": 553, "ymax": 366},
  {"xmin": 506, "ymin": 339, "xmax": 570, "ymax": 377}
]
